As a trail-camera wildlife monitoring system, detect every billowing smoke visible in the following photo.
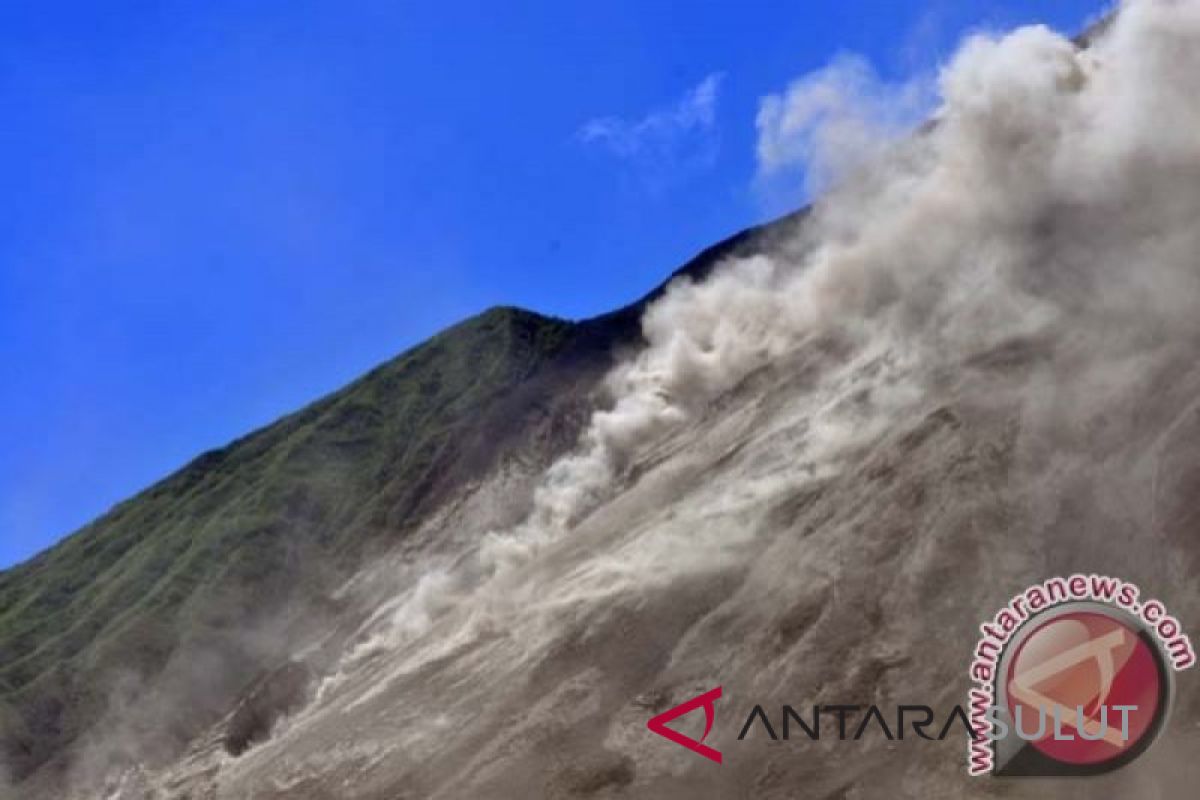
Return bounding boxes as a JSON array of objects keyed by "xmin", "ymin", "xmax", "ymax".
[
  {"xmin": 310, "ymin": 1, "xmax": 1200, "ymax": 675},
  {"xmin": 471, "ymin": 0, "xmax": 1200, "ymax": 597},
  {"xmin": 755, "ymin": 53, "xmax": 934, "ymax": 197}
]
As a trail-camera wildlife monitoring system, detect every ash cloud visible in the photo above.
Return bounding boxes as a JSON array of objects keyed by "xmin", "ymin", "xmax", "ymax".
[
  {"xmin": 478, "ymin": 0, "xmax": 1200, "ymax": 584},
  {"xmin": 755, "ymin": 53, "xmax": 935, "ymax": 198},
  {"xmin": 329, "ymin": 30, "xmax": 1200, "ymax": 787},
  {"xmin": 115, "ymin": 2, "xmax": 1200, "ymax": 794}
]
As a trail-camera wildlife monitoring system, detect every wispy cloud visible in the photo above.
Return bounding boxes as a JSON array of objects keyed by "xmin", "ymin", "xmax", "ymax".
[{"xmin": 578, "ymin": 73, "xmax": 724, "ymax": 190}]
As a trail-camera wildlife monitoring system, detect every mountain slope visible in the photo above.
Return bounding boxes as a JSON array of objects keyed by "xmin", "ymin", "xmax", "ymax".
[
  {"xmin": 0, "ymin": 306, "xmax": 587, "ymax": 786},
  {"xmin": 10, "ymin": 5, "xmax": 1200, "ymax": 799},
  {"xmin": 83, "ymin": 7, "xmax": 1200, "ymax": 798},
  {"xmin": 0, "ymin": 210, "xmax": 802, "ymax": 792}
]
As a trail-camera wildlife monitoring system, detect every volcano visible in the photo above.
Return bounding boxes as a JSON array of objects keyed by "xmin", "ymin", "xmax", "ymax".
[{"xmin": 3, "ymin": 4, "xmax": 1200, "ymax": 798}]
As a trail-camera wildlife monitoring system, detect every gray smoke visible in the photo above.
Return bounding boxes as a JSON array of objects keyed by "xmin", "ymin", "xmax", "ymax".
[
  {"xmin": 755, "ymin": 53, "xmax": 934, "ymax": 197},
  {"xmin": 323, "ymin": 0, "xmax": 1200, "ymax": 676},
  {"xmin": 475, "ymin": 0, "xmax": 1200, "ymax": 590},
  {"xmin": 85, "ymin": 1, "xmax": 1200, "ymax": 795},
  {"xmin": 349, "ymin": 0, "xmax": 1197, "ymax": 771}
]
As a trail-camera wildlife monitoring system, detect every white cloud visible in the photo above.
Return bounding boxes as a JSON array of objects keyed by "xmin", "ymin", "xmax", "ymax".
[{"xmin": 578, "ymin": 73, "xmax": 724, "ymax": 189}]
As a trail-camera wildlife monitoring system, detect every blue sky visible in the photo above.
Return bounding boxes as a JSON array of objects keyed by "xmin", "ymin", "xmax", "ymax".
[{"xmin": 0, "ymin": 0, "xmax": 1104, "ymax": 569}]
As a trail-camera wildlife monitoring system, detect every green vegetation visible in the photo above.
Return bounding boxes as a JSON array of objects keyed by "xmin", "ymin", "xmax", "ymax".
[
  {"xmin": 0, "ymin": 211, "xmax": 780, "ymax": 787},
  {"xmin": 0, "ymin": 305, "xmax": 581, "ymax": 781}
]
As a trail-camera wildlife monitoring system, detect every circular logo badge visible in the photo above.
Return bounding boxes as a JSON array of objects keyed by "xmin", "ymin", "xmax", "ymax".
[{"xmin": 1002, "ymin": 605, "xmax": 1170, "ymax": 773}]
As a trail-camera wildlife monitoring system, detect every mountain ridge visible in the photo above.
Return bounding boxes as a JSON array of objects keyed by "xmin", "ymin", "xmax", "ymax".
[{"xmin": 0, "ymin": 207, "xmax": 804, "ymax": 790}]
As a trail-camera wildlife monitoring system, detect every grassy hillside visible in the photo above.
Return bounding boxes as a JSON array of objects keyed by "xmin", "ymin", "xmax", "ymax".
[
  {"xmin": 0, "ymin": 305, "xmax": 594, "ymax": 782},
  {"xmin": 0, "ymin": 211, "xmax": 799, "ymax": 788}
]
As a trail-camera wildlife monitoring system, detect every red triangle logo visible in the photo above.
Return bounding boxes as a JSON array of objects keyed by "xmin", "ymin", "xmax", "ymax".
[{"xmin": 646, "ymin": 686, "xmax": 723, "ymax": 764}]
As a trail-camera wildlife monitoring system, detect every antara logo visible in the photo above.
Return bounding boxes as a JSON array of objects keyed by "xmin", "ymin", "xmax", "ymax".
[
  {"xmin": 645, "ymin": 685, "xmax": 974, "ymax": 767},
  {"xmin": 646, "ymin": 686, "xmax": 723, "ymax": 764},
  {"xmin": 643, "ymin": 576, "xmax": 1193, "ymax": 779}
]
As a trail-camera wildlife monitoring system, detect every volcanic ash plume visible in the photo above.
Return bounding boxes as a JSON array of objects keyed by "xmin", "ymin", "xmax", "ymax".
[
  {"xmin": 474, "ymin": 0, "xmax": 1200, "ymax": 599},
  {"xmin": 143, "ymin": 2, "xmax": 1200, "ymax": 797}
]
